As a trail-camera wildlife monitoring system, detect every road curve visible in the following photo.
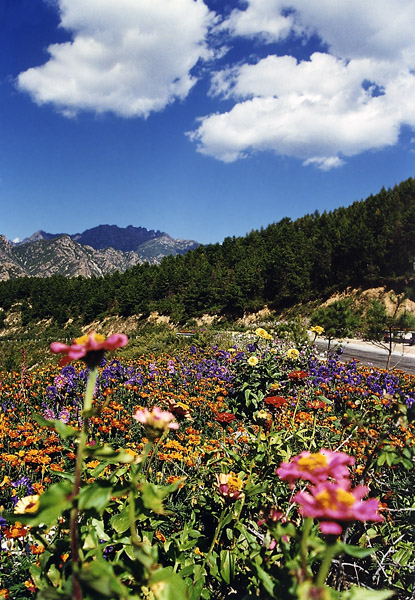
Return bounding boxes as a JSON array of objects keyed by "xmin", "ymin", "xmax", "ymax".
[{"xmin": 315, "ymin": 340, "xmax": 415, "ymax": 374}]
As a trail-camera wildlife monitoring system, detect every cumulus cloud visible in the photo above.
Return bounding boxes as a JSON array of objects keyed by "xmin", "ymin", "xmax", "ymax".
[
  {"xmin": 17, "ymin": 0, "xmax": 215, "ymax": 117},
  {"xmin": 190, "ymin": 0, "xmax": 415, "ymax": 168}
]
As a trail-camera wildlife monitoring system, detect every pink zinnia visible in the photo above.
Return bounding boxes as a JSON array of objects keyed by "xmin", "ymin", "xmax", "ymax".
[
  {"xmin": 294, "ymin": 481, "xmax": 383, "ymax": 534},
  {"xmin": 133, "ymin": 407, "xmax": 179, "ymax": 439},
  {"xmin": 216, "ymin": 472, "xmax": 244, "ymax": 501},
  {"xmin": 51, "ymin": 332, "xmax": 128, "ymax": 367},
  {"xmin": 276, "ymin": 449, "xmax": 354, "ymax": 487}
]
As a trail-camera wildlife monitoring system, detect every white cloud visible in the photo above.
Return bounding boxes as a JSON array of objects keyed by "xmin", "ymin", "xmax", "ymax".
[
  {"xmin": 224, "ymin": 0, "xmax": 415, "ymax": 64},
  {"xmin": 190, "ymin": 0, "xmax": 415, "ymax": 168},
  {"xmin": 12, "ymin": 237, "xmax": 20, "ymax": 243},
  {"xmin": 17, "ymin": 0, "xmax": 215, "ymax": 117}
]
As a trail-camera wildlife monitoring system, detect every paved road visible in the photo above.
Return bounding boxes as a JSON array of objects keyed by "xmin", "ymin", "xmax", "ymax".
[{"xmin": 315, "ymin": 340, "xmax": 415, "ymax": 373}]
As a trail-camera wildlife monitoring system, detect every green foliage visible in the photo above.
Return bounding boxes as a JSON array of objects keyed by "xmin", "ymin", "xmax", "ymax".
[
  {"xmin": 1, "ymin": 179, "xmax": 415, "ymax": 328},
  {"xmin": 311, "ymin": 299, "xmax": 361, "ymax": 344}
]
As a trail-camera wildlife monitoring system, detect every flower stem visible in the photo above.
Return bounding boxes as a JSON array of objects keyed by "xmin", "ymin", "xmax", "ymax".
[
  {"xmin": 315, "ymin": 541, "xmax": 339, "ymax": 587},
  {"xmin": 69, "ymin": 366, "xmax": 98, "ymax": 600},
  {"xmin": 193, "ymin": 508, "xmax": 228, "ymax": 588},
  {"xmin": 308, "ymin": 411, "xmax": 318, "ymax": 450},
  {"xmin": 129, "ymin": 441, "xmax": 153, "ymax": 546},
  {"xmin": 300, "ymin": 517, "xmax": 313, "ymax": 579}
]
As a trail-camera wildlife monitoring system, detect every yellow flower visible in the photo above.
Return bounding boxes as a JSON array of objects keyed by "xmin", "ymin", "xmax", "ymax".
[
  {"xmin": 286, "ymin": 348, "xmax": 300, "ymax": 360},
  {"xmin": 14, "ymin": 495, "xmax": 40, "ymax": 514},
  {"xmin": 247, "ymin": 356, "xmax": 259, "ymax": 366},
  {"xmin": 255, "ymin": 327, "xmax": 273, "ymax": 340},
  {"xmin": 228, "ymin": 348, "xmax": 236, "ymax": 353},
  {"xmin": 310, "ymin": 326, "xmax": 324, "ymax": 335},
  {"xmin": 255, "ymin": 327, "xmax": 268, "ymax": 338}
]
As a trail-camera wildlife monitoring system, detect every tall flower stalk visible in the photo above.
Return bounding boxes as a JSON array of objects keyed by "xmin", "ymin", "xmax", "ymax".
[{"xmin": 50, "ymin": 332, "xmax": 128, "ymax": 600}]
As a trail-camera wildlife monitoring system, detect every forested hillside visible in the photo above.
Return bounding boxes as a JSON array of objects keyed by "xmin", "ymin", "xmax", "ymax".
[{"xmin": 1, "ymin": 178, "xmax": 414, "ymax": 326}]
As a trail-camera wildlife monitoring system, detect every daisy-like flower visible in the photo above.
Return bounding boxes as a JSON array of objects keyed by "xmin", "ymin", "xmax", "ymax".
[
  {"xmin": 133, "ymin": 407, "xmax": 179, "ymax": 440},
  {"xmin": 51, "ymin": 332, "xmax": 128, "ymax": 367},
  {"xmin": 310, "ymin": 326, "xmax": 324, "ymax": 335},
  {"xmin": 253, "ymin": 410, "xmax": 271, "ymax": 426},
  {"xmin": 14, "ymin": 494, "xmax": 40, "ymax": 515},
  {"xmin": 216, "ymin": 472, "xmax": 244, "ymax": 501},
  {"xmin": 286, "ymin": 348, "xmax": 300, "ymax": 360},
  {"xmin": 248, "ymin": 356, "xmax": 259, "ymax": 366},
  {"xmin": 276, "ymin": 450, "xmax": 354, "ymax": 487},
  {"xmin": 294, "ymin": 481, "xmax": 383, "ymax": 534}
]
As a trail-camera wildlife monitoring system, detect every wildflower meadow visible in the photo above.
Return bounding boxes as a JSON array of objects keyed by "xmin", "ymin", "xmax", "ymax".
[{"xmin": 0, "ymin": 328, "xmax": 414, "ymax": 600}]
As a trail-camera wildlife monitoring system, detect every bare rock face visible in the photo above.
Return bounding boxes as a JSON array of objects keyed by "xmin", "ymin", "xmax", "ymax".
[
  {"xmin": 0, "ymin": 236, "xmax": 27, "ymax": 280},
  {"xmin": 12, "ymin": 236, "xmax": 143, "ymax": 278},
  {"xmin": 0, "ymin": 226, "xmax": 200, "ymax": 279}
]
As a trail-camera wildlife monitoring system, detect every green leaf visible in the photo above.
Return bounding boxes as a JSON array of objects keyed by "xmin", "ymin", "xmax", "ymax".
[
  {"xmin": 140, "ymin": 482, "xmax": 166, "ymax": 514},
  {"xmin": 148, "ymin": 568, "xmax": 188, "ymax": 600},
  {"xmin": 254, "ymin": 563, "xmax": 274, "ymax": 596},
  {"xmin": 138, "ymin": 480, "xmax": 182, "ymax": 514},
  {"xmin": 83, "ymin": 443, "xmax": 135, "ymax": 463},
  {"xmin": 341, "ymin": 587, "xmax": 394, "ymax": 600},
  {"xmin": 34, "ymin": 414, "xmax": 79, "ymax": 440},
  {"xmin": 78, "ymin": 480, "xmax": 112, "ymax": 513},
  {"xmin": 401, "ymin": 458, "xmax": 413, "ymax": 470},
  {"xmin": 338, "ymin": 543, "xmax": 376, "ymax": 558},
  {"xmin": 111, "ymin": 505, "xmax": 131, "ymax": 534},
  {"xmin": 189, "ymin": 575, "xmax": 205, "ymax": 600},
  {"xmin": 220, "ymin": 549, "xmax": 234, "ymax": 584},
  {"xmin": 91, "ymin": 517, "xmax": 111, "ymax": 541},
  {"xmin": 79, "ymin": 559, "xmax": 128, "ymax": 597},
  {"xmin": 244, "ymin": 483, "xmax": 267, "ymax": 496}
]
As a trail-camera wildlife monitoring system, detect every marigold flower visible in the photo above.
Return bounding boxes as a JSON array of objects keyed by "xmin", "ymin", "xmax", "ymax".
[
  {"xmin": 286, "ymin": 348, "xmax": 300, "ymax": 360},
  {"xmin": 248, "ymin": 356, "xmax": 259, "ymax": 366},
  {"xmin": 310, "ymin": 326, "xmax": 324, "ymax": 335},
  {"xmin": 50, "ymin": 332, "xmax": 128, "ymax": 367},
  {"xmin": 133, "ymin": 407, "xmax": 179, "ymax": 440},
  {"xmin": 294, "ymin": 481, "xmax": 383, "ymax": 534},
  {"xmin": 14, "ymin": 494, "xmax": 40, "ymax": 514},
  {"xmin": 276, "ymin": 450, "xmax": 354, "ymax": 487}
]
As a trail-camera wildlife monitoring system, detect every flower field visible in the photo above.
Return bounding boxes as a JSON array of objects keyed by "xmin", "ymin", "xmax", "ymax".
[{"xmin": 0, "ymin": 330, "xmax": 414, "ymax": 600}]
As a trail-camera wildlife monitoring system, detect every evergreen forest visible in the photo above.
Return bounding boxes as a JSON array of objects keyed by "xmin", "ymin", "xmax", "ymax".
[{"xmin": 1, "ymin": 178, "xmax": 414, "ymax": 327}]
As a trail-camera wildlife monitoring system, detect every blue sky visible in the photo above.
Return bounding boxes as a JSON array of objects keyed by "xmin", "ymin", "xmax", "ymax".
[{"xmin": 1, "ymin": 0, "xmax": 414, "ymax": 245}]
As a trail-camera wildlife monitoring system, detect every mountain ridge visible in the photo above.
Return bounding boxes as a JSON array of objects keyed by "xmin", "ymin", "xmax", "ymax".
[{"xmin": 1, "ymin": 225, "xmax": 199, "ymax": 280}]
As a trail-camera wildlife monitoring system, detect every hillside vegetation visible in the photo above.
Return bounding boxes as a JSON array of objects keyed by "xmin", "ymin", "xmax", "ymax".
[{"xmin": 0, "ymin": 178, "xmax": 414, "ymax": 330}]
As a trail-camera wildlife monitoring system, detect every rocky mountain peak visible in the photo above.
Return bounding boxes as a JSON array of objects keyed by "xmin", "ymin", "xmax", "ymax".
[{"xmin": 1, "ymin": 224, "xmax": 200, "ymax": 280}]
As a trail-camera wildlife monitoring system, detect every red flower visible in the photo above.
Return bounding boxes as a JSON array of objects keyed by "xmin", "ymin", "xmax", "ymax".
[
  {"xmin": 306, "ymin": 400, "xmax": 326, "ymax": 410},
  {"xmin": 264, "ymin": 396, "xmax": 287, "ymax": 408},
  {"xmin": 214, "ymin": 412, "xmax": 236, "ymax": 424},
  {"xmin": 288, "ymin": 370, "xmax": 308, "ymax": 382},
  {"xmin": 50, "ymin": 332, "xmax": 128, "ymax": 367}
]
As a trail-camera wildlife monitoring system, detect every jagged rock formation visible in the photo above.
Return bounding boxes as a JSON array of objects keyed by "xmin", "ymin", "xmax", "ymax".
[
  {"xmin": 137, "ymin": 234, "xmax": 200, "ymax": 261},
  {"xmin": 1, "ymin": 226, "xmax": 199, "ymax": 280},
  {"xmin": 0, "ymin": 236, "xmax": 27, "ymax": 280}
]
